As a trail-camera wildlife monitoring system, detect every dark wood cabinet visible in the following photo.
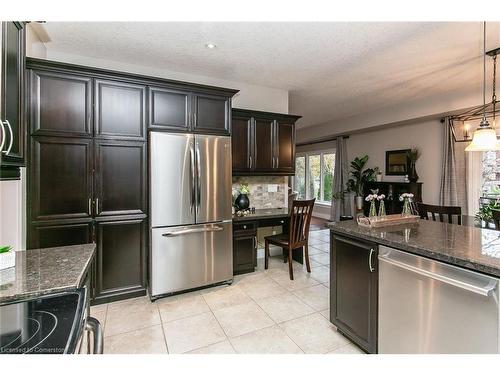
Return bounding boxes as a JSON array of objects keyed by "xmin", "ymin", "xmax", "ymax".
[
  {"xmin": 233, "ymin": 221, "xmax": 258, "ymax": 275},
  {"xmin": 30, "ymin": 136, "xmax": 93, "ymax": 221},
  {"xmin": 29, "ymin": 221, "xmax": 93, "ymax": 249},
  {"xmin": 192, "ymin": 93, "xmax": 230, "ymax": 135},
  {"xmin": 94, "ymin": 217, "xmax": 147, "ymax": 303},
  {"xmin": 363, "ymin": 181, "xmax": 423, "ymax": 216},
  {"xmin": 29, "ymin": 70, "xmax": 92, "ymax": 137},
  {"xmin": 94, "ymin": 140, "xmax": 146, "ymax": 217},
  {"xmin": 95, "ymin": 79, "xmax": 146, "ymax": 140},
  {"xmin": 331, "ymin": 234, "xmax": 378, "ymax": 353},
  {"xmin": 148, "ymin": 86, "xmax": 189, "ymax": 131},
  {"xmin": 1, "ymin": 21, "xmax": 26, "ymax": 169},
  {"xmin": 232, "ymin": 108, "xmax": 300, "ymax": 176}
]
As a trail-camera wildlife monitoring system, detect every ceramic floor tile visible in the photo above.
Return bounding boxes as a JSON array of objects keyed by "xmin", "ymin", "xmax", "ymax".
[
  {"xmin": 89, "ymin": 304, "xmax": 107, "ymax": 330},
  {"xmin": 293, "ymin": 284, "xmax": 330, "ymax": 311},
  {"xmin": 163, "ymin": 311, "xmax": 226, "ymax": 353},
  {"xmin": 157, "ymin": 294, "xmax": 210, "ymax": 323},
  {"xmin": 306, "ymin": 247, "xmax": 325, "ymax": 256},
  {"xmin": 104, "ymin": 325, "xmax": 167, "ymax": 354},
  {"xmin": 186, "ymin": 340, "xmax": 236, "ymax": 354},
  {"xmin": 213, "ymin": 301, "xmax": 274, "ymax": 338},
  {"xmin": 310, "ymin": 265, "xmax": 330, "ymax": 284},
  {"xmin": 328, "ymin": 344, "xmax": 365, "ymax": 354},
  {"xmin": 202, "ymin": 285, "xmax": 252, "ymax": 311},
  {"xmin": 308, "ymin": 238, "xmax": 329, "ymax": 246},
  {"xmin": 319, "ymin": 309, "xmax": 330, "ymax": 319},
  {"xmin": 230, "ymin": 325, "xmax": 303, "ymax": 354},
  {"xmin": 270, "ymin": 271, "xmax": 320, "ymax": 291},
  {"xmin": 239, "ymin": 277, "xmax": 288, "ymax": 301},
  {"xmin": 279, "ymin": 313, "xmax": 349, "ymax": 354},
  {"xmin": 256, "ymin": 292, "xmax": 314, "ymax": 324},
  {"xmin": 312, "ymin": 242, "xmax": 330, "ymax": 252},
  {"xmin": 105, "ymin": 297, "xmax": 161, "ymax": 337},
  {"xmin": 310, "ymin": 253, "xmax": 330, "ymax": 266},
  {"xmin": 322, "ymin": 281, "xmax": 330, "ymax": 289}
]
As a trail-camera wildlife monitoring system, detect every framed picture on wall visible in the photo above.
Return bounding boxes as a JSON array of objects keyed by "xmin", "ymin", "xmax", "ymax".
[{"xmin": 385, "ymin": 149, "xmax": 410, "ymax": 175}]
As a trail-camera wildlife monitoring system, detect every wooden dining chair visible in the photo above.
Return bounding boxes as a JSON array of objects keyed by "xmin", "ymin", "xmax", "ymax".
[
  {"xmin": 492, "ymin": 209, "xmax": 500, "ymax": 230},
  {"xmin": 264, "ymin": 199, "xmax": 316, "ymax": 280},
  {"xmin": 417, "ymin": 202, "xmax": 462, "ymax": 225}
]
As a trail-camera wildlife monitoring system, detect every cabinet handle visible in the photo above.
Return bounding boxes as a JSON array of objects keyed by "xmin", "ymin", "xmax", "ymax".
[
  {"xmin": 249, "ymin": 155, "xmax": 252, "ymax": 169},
  {"xmin": 0, "ymin": 121, "xmax": 5, "ymax": 153},
  {"xmin": 369, "ymin": 248, "xmax": 375, "ymax": 272},
  {"xmin": 243, "ymin": 225, "xmax": 247, "ymax": 229},
  {"xmin": 96, "ymin": 198, "xmax": 99, "ymax": 215},
  {"xmin": 2, "ymin": 120, "xmax": 13, "ymax": 155},
  {"xmin": 193, "ymin": 113, "xmax": 197, "ymax": 127},
  {"xmin": 88, "ymin": 198, "xmax": 92, "ymax": 216}
]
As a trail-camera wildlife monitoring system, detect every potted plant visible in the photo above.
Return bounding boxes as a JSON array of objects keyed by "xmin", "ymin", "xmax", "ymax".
[
  {"xmin": 408, "ymin": 148, "xmax": 421, "ymax": 183},
  {"xmin": 234, "ymin": 183, "xmax": 251, "ymax": 210},
  {"xmin": 476, "ymin": 199, "xmax": 500, "ymax": 227},
  {"xmin": 346, "ymin": 155, "xmax": 379, "ymax": 210},
  {"xmin": 0, "ymin": 245, "xmax": 15, "ymax": 270}
]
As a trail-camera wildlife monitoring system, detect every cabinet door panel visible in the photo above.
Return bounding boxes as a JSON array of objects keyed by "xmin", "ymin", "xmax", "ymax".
[
  {"xmin": 331, "ymin": 235, "xmax": 378, "ymax": 353},
  {"xmin": 233, "ymin": 234, "xmax": 257, "ymax": 275},
  {"xmin": 30, "ymin": 70, "xmax": 92, "ymax": 137},
  {"xmin": 275, "ymin": 122, "xmax": 295, "ymax": 172},
  {"xmin": 30, "ymin": 137, "xmax": 93, "ymax": 221},
  {"xmin": 95, "ymin": 140, "xmax": 146, "ymax": 217},
  {"xmin": 231, "ymin": 117, "xmax": 252, "ymax": 171},
  {"xmin": 1, "ymin": 21, "xmax": 25, "ymax": 166},
  {"xmin": 29, "ymin": 221, "xmax": 92, "ymax": 249},
  {"xmin": 254, "ymin": 118, "xmax": 274, "ymax": 170},
  {"xmin": 95, "ymin": 218, "xmax": 146, "ymax": 301},
  {"xmin": 148, "ymin": 86, "xmax": 189, "ymax": 131},
  {"xmin": 193, "ymin": 94, "xmax": 230, "ymax": 135},
  {"xmin": 95, "ymin": 80, "xmax": 146, "ymax": 139}
]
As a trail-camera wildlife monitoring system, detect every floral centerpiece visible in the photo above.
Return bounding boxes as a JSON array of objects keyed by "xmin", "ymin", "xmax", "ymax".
[
  {"xmin": 377, "ymin": 194, "xmax": 386, "ymax": 217},
  {"xmin": 365, "ymin": 194, "xmax": 378, "ymax": 217},
  {"xmin": 399, "ymin": 193, "xmax": 414, "ymax": 216}
]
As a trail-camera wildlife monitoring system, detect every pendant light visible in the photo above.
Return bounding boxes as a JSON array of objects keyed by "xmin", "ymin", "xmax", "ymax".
[{"xmin": 465, "ymin": 22, "xmax": 500, "ymax": 151}]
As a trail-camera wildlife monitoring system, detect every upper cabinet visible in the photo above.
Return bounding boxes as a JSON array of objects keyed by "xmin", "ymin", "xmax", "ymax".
[
  {"xmin": 95, "ymin": 79, "xmax": 146, "ymax": 140},
  {"xmin": 148, "ymin": 88, "xmax": 232, "ymax": 135},
  {"xmin": 231, "ymin": 108, "xmax": 300, "ymax": 176},
  {"xmin": 1, "ymin": 21, "xmax": 26, "ymax": 169}
]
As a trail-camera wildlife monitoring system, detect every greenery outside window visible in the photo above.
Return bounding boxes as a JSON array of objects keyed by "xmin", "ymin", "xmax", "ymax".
[{"xmin": 294, "ymin": 150, "xmax": 336, "ymax": 205}]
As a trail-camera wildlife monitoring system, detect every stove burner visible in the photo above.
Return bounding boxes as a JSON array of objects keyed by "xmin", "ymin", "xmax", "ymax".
[{"xmin": 1, "ymin": 292, "xmax": 83, "ymax": 354}]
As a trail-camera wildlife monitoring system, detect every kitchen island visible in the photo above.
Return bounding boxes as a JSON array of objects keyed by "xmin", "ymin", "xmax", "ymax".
[
  {"xmin": 0, "ymin": 244, "xmax": 97, "ymax": 354},
  {"xmin": 328, "ymin": 219, "xmax": 500, "ymax": 354}
]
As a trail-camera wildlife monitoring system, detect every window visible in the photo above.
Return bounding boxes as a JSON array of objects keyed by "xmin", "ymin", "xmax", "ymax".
[{"xmin": 294, "ymin": 150, "xmax": 336, "ymax": 205}]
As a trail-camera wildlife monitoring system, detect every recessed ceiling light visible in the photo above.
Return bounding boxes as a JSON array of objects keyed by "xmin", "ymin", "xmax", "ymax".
[{"xmin": 205, "ymin": 43, "xmax": 217, "ymax": 49}]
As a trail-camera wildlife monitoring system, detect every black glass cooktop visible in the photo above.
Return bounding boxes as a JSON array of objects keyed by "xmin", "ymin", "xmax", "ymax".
[{"xmin": 0, "ymin": 291, "xmax": 85, "ymax": 354}]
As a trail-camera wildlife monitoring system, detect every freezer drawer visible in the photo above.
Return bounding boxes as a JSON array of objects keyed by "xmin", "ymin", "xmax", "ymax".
[
  {"xmin": 151, "ymin": 222, "xmax": 233, "ymax": 297},
  {"xmin": 378, "ymin": 246, "xmax": 500, "ymax": 353}
]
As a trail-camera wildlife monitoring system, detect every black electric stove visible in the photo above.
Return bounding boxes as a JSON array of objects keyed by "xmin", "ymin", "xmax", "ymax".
[{"xmin": 0, "ymin": 290, "xmax": 86, "ymax": 354}]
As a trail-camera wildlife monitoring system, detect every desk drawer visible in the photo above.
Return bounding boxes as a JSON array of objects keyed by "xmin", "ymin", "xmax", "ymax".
[
  {"xmin": 259, "ymin": 217, "xmax": 288, "ymax": 228},
  {"xmin": 233, "ymin": 221, "xmax": 258, "ymax": 233}
]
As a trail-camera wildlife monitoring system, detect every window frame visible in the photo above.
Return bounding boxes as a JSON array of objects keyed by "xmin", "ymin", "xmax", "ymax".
[{"xmin": 294, "ymin": 149, "xmax": 336, "ymax": 206}]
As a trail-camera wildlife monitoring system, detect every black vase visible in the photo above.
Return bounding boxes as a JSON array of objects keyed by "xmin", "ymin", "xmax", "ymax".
[
  {"xmin": 408, "ymin": 162, "xmax": 419, "ymax": 183},
  {"xmin": 235, "ymin": 194, "xmax": 250, "ymax": 210}
]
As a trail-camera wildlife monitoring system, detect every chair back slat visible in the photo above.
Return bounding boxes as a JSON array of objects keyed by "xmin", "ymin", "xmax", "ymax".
[
  {"xmin": 289, "ymin": 199, "xmax": 315, "ymax": 248},
  {"xmin": 417, "ymin": 202, "xmax": 462, "ymax": 225}
]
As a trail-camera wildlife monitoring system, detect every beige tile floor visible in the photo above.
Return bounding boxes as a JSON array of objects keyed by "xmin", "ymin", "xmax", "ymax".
[{"xmin": 90, "ymin": 229, "xmax": 364, "ymax": 354}]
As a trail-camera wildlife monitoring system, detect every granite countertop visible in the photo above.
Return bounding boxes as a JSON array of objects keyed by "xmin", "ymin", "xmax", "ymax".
[
  {"xmin": 328, "ymin": 219, "xmax": 500, "ymax": 278},
  {"xmin": 0, "ymin": 244, "xmax": 96, "ymax": 304},
  {"xmin": 232, "ymin": 208, "xmax": 290, "ymax": 222}
]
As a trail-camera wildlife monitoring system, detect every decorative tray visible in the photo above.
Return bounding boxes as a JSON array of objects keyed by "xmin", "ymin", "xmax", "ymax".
[{"xmin": 357, "ymin": 214, "xmax": 420, "ymax": 228}]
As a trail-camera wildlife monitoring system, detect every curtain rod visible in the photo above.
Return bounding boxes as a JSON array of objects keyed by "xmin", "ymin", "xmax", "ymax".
[{"xmin": 296, "ymin": 135, "xmax": 349, "ymax": 147}]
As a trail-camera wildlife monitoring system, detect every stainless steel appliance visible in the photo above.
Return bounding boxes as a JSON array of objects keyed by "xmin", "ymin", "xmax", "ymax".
[
  {"xmin": 150, "ymin": 132, "xmax": 233, "ymax": 298},
  {"xmin": 378, "ymin": 246, "xmax": 500, "ymax": 354}
]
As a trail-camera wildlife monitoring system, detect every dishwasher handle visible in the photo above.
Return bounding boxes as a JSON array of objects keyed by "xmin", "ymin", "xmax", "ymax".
[
  {"xmin": 85, "ymin": 316, "xmax": 103, "ymax": 354},
  {"xmin": 379, "ymin": 253, "xmax": 497, "ymax": 297}
]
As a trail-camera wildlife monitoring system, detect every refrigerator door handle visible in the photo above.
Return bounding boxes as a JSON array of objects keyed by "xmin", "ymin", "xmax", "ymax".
[
  {"xmin": 162, "ymin": 225, "xmax": 224, "ymax": 237},
  {"xmin": 189, "ymin": 143, "xmax": 196, "ymax": 215},
  {"xmin": 195, "ymin": 142, "xmax": 202, "ymax": 216},
  {"xmin": 0, "ymin": 120, "xmax": 6, "ymax": 153}
]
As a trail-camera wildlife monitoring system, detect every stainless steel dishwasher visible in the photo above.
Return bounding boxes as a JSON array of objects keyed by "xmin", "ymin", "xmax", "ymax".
[{"xmin": 378, "ymin": 245, "xmax": 500, "ymax": 354}]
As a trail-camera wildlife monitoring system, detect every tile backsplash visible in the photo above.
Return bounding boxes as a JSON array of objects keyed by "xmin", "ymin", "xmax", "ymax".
[{"xmin": 232, "ymin": 176, "xmax": 288, "ymax": 209}]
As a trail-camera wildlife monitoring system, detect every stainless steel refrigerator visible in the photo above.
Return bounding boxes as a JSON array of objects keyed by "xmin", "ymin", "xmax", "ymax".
[{"xmin": 150, "ymin": 132, "xmax": 233, "ymax": 299}]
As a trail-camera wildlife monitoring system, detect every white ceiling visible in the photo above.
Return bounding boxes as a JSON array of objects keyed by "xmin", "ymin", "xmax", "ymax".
[{"xmin": 39, "ymin": 22, "xmax": 500, "ymax": 129}]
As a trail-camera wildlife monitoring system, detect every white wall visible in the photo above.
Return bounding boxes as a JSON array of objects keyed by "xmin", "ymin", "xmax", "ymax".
[{"xmin": 42, "ymin": 50, "xmax": 289, "ymax": 114}]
